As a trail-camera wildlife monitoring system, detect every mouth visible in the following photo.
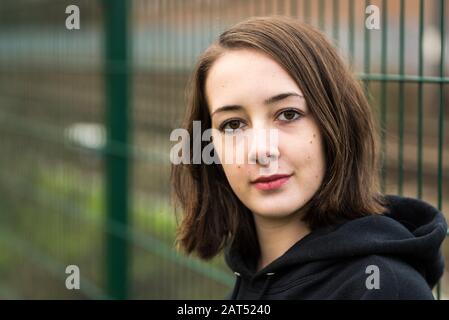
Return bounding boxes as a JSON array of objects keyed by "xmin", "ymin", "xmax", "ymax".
[{"xmin": 251, "ymin": 173, "xmax": 293, "ymax": 191}]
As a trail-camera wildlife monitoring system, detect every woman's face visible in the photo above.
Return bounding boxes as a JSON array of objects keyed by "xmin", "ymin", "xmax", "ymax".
[{"xmin": 205, "ymin": 49, "xmax": 326, "ymax": 219}]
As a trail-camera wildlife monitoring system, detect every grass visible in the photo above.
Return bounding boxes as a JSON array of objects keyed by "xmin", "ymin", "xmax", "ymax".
[{"xmin": 0, "ymin": 160, "xmax": 233, "ymax": 299}]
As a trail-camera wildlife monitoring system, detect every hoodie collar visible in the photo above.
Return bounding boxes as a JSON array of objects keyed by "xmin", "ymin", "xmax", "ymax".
[{"xmin": 225, "ymin": 194, "xmax": 448, "ymax": 288}]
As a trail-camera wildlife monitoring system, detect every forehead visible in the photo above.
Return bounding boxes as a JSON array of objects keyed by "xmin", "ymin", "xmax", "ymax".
[{"xmin": 205, "ymin": 49, "xmax": 301, "ymax": 109}]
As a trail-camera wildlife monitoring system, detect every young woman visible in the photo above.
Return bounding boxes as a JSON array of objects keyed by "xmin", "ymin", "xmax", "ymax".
[{"xmin": 170, "ymin": 16, "xmax": 447, "ymax": 300}]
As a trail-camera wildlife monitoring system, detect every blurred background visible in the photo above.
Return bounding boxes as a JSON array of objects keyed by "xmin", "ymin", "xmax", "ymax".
[{"xmin": 0, "ymin": 0, "xmax": 447, "ymax": 299}]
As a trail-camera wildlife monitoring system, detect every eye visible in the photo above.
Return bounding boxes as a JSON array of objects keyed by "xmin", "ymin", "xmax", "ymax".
[
  {"xmin": 219, "ymin": 119, "xmax": 246, "ymax": 133},
  {"xmin": 276, "ymin": 109, "xmax": 302, "ymax": 122}
]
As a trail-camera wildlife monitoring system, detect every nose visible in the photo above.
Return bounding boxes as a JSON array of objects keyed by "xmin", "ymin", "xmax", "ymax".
[{"xmin": 248, "ymin": 127, "xmax": 280, "ymax": 167}]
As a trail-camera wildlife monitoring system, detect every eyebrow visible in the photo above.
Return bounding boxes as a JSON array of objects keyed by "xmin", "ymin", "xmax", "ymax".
[{"xmin": 210, "ymin": 92, "xmax": 304, "ymax": 117}]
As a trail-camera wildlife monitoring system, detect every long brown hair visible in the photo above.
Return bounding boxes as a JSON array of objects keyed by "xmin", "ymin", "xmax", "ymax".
[{"xmin": 171, "ymin": 16, "xmax": 387, "ymax": 260}]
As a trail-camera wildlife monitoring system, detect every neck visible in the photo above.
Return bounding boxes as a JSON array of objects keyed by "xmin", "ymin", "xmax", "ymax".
[{"xmin": 253, "ymin": 211, "xmax": 310, "ymax": 272}]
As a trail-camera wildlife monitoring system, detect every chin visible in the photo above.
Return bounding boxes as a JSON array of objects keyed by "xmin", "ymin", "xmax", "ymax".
[{"xmin": 250, "ymin": 202, "xmax": 303, "ymax": 218}]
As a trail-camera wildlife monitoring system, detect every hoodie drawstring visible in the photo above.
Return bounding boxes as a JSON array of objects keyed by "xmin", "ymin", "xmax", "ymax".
[
  {"xmin": 230, "ymin": 272, "xmax": 242, "ymax": 300},
  {"xmin": 231, "ymin": 271, "xmax": 276, "ymax": 300},
  {"xmin": 256, "ymin": 272, "xmax": 275, "ymax": 300}
]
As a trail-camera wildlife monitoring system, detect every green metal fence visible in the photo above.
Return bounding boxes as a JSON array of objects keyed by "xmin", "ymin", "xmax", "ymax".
[{"xmin": 0, "ymin": 0, "xmax": 447, "ymax": 299}]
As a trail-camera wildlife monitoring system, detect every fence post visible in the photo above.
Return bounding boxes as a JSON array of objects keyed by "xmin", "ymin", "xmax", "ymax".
[{"xmin": 103, "ymin": 0, "xmax": 130, "ymax": 300}]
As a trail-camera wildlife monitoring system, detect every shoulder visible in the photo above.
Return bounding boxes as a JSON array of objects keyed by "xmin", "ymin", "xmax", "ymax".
[{"xmin": 329, "ymin": 254, "xmax": 435, "ymax": 300}]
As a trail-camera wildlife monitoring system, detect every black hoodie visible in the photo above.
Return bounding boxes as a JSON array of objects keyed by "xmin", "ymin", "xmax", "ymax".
[{"xmin": 224, "ymin": 195, "xmax": 448, "ymax": 300}]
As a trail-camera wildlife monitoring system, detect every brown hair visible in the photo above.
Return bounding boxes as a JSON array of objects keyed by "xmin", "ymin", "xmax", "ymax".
[{"xmin": 171, "ymin": 16, "xmax": 387, "ymax": 260}]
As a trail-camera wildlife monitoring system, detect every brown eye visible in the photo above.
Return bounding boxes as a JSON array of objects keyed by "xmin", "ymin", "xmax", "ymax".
[
  {"xmin": 220, "ymin": 119, "xmax": 245, "ymax": 133},
  {"xmin": 277, "ymin": 109, "xmax": 301, "ymax": 122},
  {"xmin": 228, "ymin": 120, "xmax": 241, "ymax": 130}
]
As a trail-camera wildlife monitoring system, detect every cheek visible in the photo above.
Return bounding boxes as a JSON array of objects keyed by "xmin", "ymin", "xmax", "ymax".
[
  {"xmin": 211, "ymin": 133, "xmax": 249, "ymax": 192},
  {"xmin": 281, "ymin": 130, "xmax": 326, "ymax": 178},
  {"xmin": 307, "ymin": 133, "xmax": 326, "ymax": 174},
  {"xmin": 221, "ymin": 163, "xmax": 247, "ymax": 193},
  {"xmin": 212, "ymin": 133, "xmax": 248, "ymax": 165}
]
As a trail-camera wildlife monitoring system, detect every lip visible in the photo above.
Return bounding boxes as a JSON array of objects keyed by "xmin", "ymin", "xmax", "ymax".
[{"xmin": 251, "ymin": 174, "xmax": 293, "ymax": 191}]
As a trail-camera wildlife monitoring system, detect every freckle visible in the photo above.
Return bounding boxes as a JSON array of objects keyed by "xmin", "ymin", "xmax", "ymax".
[
  {"xmin": 310, "ymin": 140, "xmax": 312, "ymax": 144},
  {"xmin": 313, "ymin": 134, "xmax": 316, "ymax": 138},
  {"xmin": 315, "ymin": 175, "xmax": 318, "ymax": 179},
  {"xmin": 237, "ymin": 165, "xmax": 241, "ymax": 168}
]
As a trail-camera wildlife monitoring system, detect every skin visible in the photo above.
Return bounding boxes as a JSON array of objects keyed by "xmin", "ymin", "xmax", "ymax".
[{"xmin": 205, "ymin": 49, "xmax": 326, "ymax": 271}]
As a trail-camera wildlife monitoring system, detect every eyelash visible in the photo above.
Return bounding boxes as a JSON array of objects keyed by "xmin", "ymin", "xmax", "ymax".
[{"xmin": 218, "ymin": 108, "xmax": 303, "ymax": 133}]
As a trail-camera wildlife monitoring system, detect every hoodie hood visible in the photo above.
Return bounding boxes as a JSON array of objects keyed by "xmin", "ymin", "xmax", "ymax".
[{"xmin": 225, "ymin": 195, "xmax": 448, "ymax": 299}]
